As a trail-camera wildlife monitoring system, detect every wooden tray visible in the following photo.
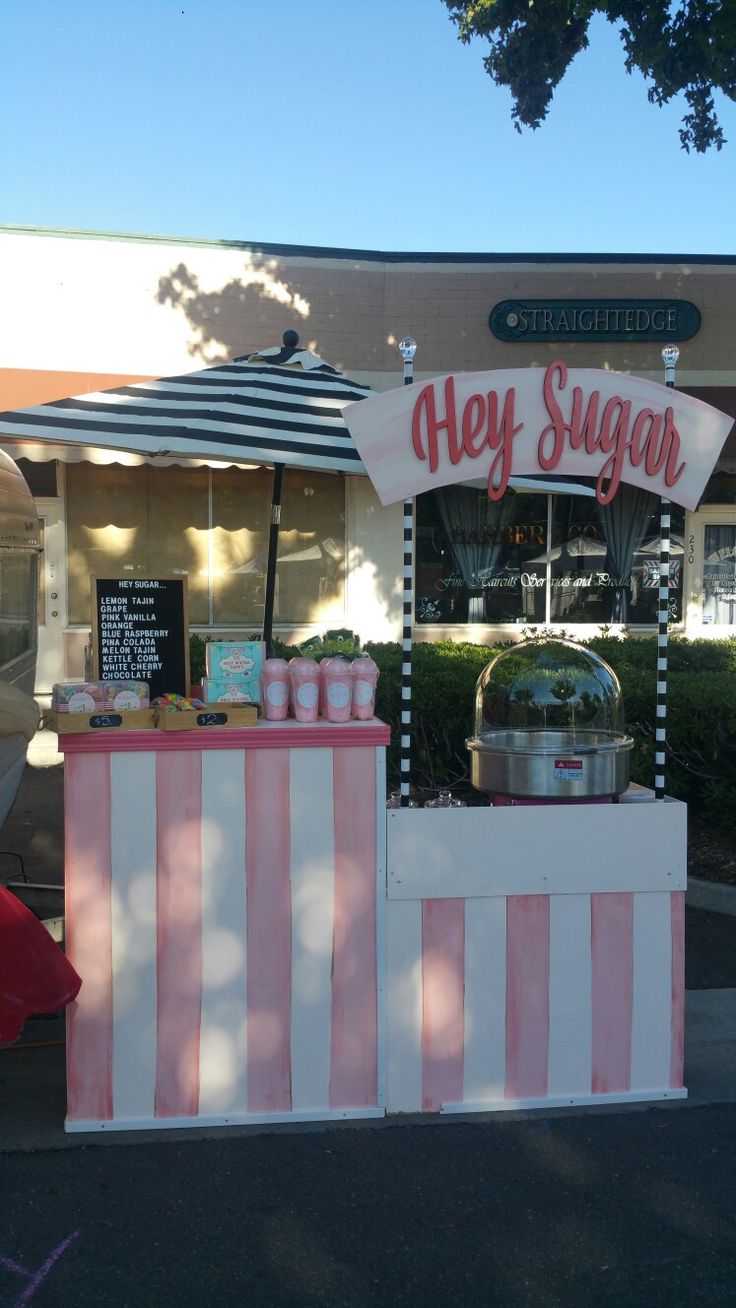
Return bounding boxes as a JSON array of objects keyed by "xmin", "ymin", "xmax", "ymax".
[
  {"xmin": 50, "ymin": 708, "xmax": 156, "ymax": 734},
  {"xmin": 155, "ymin": 703, "xmax": 259, "ymax": 730}
]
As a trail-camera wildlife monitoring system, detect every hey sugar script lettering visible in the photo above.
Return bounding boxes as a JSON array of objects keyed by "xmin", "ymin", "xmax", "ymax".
[{"xmin": 410, "ymin": 360, "xmax": 686, "ymax": 506}]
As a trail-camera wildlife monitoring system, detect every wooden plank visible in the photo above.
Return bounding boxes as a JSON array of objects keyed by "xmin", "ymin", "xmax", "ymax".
[
  {"xmin": 631, "ymin": 892, "xmax": 673, "ymax": 1092},
  {"xmin": 388, "ymin": 803, "xmax": 686, "ymax": 900},
  {"xmin": 547, "ymin": 894, "xmax": 592, "ymax": 1097},
  {"xmin": 199, "ymin": 749, "xmax": 248, "ymax": 1115},
  {"xmin": 386, "ymin": 900, "xmax": 423, "ymax": 1112},
  {"xmin": 110, "ymin": 751, "xmax": 158, "ymax": 1122},
  {"xmin": 289, "ymin": 747, "xmax": 334, "ymax": 1113},
  {"xmin": 463, "ymin": 897, "xmax": 507, "ymax": 1103}
]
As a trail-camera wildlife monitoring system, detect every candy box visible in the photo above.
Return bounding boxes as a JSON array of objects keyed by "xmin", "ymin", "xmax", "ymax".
[
  {"xmin": 201, "ymin": 676, "xmax": 260, "ymax": 704},
  {"xmin": 205, "ymin": 640, "xmax": 264, "ymax": 680},
  {"xmin": 103, "ymin": 680, "xmax": 149, "ymax": 710},
  {"xmin": 52, "ymin": 681, "xmax": 110, "ymax": 713}
]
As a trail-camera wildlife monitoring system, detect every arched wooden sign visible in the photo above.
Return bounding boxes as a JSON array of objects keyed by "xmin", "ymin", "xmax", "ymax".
[{"xmin": 343, "ymin": 361, "xmax": 734, "ymax": 511}]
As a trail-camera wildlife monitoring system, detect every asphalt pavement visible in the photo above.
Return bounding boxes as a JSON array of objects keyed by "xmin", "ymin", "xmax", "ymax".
[{"xmin": 1, "ymin": 740, "xmax": 736, "ymax": 1306}]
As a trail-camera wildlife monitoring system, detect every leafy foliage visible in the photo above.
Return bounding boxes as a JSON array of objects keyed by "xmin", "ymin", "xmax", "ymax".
[{"xmin": 442, "ymin": 1, "xmax": 736, "ymax": 152}]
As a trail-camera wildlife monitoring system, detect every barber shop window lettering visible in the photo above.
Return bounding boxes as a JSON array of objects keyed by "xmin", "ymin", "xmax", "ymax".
[{"xmin": 415, "ymin": 485, "xmax": 683, "ymax": 626}]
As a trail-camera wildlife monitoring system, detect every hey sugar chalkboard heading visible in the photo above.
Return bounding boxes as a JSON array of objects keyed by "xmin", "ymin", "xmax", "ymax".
[{"xmin": 91, "ymin": 575, "xmax": 190, "ymax": 702}]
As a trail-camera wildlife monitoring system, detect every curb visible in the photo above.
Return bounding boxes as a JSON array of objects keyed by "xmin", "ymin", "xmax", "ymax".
[{"xmin": 687, "ymin": 877, "xmax": 736, "ymax": 918}]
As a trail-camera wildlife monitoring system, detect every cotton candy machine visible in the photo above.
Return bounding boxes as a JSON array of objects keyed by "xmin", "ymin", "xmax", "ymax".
[{"xmin": 466, "ymin": 638, "xmax": 633, "ymax": 800}]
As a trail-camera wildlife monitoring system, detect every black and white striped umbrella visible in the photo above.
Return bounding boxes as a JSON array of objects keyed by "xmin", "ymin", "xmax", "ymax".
[
  {"xmin": 0, "ymin": 337, "xmax": 373, "ymax": 652},
  {"xmin": 0, "ymin": 343, "xmax": 371, "ymax": 474}
]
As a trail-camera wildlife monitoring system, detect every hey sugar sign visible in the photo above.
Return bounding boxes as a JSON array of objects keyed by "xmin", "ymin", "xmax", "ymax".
[{"xmin": 343, "ymin": 361, "xmax": 734, "ymax": 511}]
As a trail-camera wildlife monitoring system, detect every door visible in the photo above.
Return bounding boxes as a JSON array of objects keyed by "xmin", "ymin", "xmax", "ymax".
[
  {"xmin": 687, "ymin": 509, "xmax": 736, "ymax": 635},
  {"xmin": 34, "ymin": 499, "xmax": 65, "ymax": 694}
]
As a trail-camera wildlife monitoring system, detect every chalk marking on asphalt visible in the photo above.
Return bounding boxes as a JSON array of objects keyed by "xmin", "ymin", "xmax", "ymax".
[{"xmin": 0, "ymin": 1230, "xmax": 80, "ymax": 1305}]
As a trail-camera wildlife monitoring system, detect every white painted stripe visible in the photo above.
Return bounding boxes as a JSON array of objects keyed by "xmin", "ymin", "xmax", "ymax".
[
  {"xmin": 463, "ymin": 897, "xmax": 506, "ymax": 1102},
  {"xmin": 386, "ymin": 898, "xmax": 423, "ymax": 1112},
  {"xmin": 289, "ymin": 747, "xmax": 335, "ymax": 1111},
  {"xmin": 110, "ymin": 751, "xmax": 158, "ymax": 1122},
  {"xmin": 66, "ymin": 1106, "xmax": 386, "ymax": 1133},
  {"xmin": 199, "ymin": 750, "xmax": 248, "ymax": 1115},
  {"xmin": 388, "ymin": 803, "xmax": 687, "ymax": 898},
  {"xmin": 547, "ymin": 895, "xmax": 592, "ymax": 1096},
  {"xmin": 439, "ymin": 1088, "xmax": 687, "ymax": 1115},
  {"xmin": 658, "ymin": 658, "xmax": 667, "ymax": 671},
  {"xmin": 630, "ymin": 892, "xmax": 673, "ymax": 1091},
  {"xmin": 657, "ymin": 704, "xmax": 667, "ymax": 717}
]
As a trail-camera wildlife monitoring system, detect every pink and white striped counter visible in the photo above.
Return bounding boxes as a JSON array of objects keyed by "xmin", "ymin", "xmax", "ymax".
[
  {"xmin": 61, "ymin": 720, "xmax": 389, "ymax": 1132},
  {"xmin": 386, "ymin": 796, "xmax": 687, "ymax": 1114},
  {"xmin": 61, "ymin": 721, "xmax": 686, "ymax": 1133}
]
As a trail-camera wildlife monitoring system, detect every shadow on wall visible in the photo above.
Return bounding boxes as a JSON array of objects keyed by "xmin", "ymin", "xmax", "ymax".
[{"xmin": 156, "ymin": 260, "xmax": 313, "ymax": 363}]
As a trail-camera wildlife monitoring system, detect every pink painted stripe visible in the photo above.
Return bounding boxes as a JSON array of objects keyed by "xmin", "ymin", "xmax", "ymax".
[
  {"xmin": 591, "ymin": 892, "xmax": 633, "ymax": 1095},
  {"xmin": 505, "ymin": 896, "xmax": 550, "ymax": 1100},
  {"xmin": 246, "ymin": 748, "xmax": 292, "ymax": 1112},
  {"xmin": 154, "ymin": 751, "xmax": 203, "ymax": 1118},
  {"xmin": 330, "ymin": 747, "xmax": 378, "ymax": 1108},
  {"xmin": 670, "ymin": 890, "xmax": 686, "ymax": 1089},
  {"xmin": 65, "ymin": 752, "xmax": 113, "ymax": 1123},
  {"xmin": 60, "ymin": 722, "xmax": 391, "ymax": 754},
  {"xmin": 421, "ymin": 899, "xmax": 465, "ymax": 1112}
]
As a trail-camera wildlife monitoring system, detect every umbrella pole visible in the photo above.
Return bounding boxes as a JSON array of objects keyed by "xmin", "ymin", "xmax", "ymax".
[{"xmin": 263, "ymin": 462, "xmax": 284, "ymax": 658}]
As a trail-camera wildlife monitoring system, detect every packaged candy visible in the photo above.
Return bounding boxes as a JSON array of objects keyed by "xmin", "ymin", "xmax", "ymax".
[
  {"xmin": 205, "ymin": 640, "xmax": 264, "ymax": 681},
  {"xmin": 202, "ymin": 676, "xmax": 260, "ymax": 704},
  {"xmin": 52, "ymin": 681, "xmax": 110, "ymax": 713}
]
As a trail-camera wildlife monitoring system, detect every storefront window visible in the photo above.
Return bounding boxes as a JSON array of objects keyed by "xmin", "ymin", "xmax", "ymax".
[
  {"xmin": 415, "ymin": 486, "xmax": 683, "ymax": 627},
  {"xmin": 415, "ymin": 487, "xmax": 547, "ymax": 625},
  {"xmin": 702, "ymin": 524, "xmax": 736, "ymax": 625},
  {"xmin": 0, "ymin": 551, "xmax": 37, "ymax": 668},
  {"xmin": 65, "ymin": 463, "xmax": 346, "ymax": 627}
]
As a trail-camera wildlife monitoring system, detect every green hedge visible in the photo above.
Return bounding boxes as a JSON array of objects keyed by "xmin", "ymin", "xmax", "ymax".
[{"xmin": 188, "ymin": 631, "xmax": 736, "ymax": 830}]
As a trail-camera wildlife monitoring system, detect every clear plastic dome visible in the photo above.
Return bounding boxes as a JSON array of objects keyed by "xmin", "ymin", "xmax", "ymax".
[{"xmin": 473, "ymin": 638, "xmax": 625, "ymax": 737}]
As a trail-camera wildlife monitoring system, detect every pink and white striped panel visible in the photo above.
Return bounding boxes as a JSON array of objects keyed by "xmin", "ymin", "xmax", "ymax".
[
  {"xmin": 386, "ymin": 889, "xmax": 686, "ymax": 1114},
  {"xmin": 64, "ymin": 735, "xmax": 386, "ymax": 1131}
]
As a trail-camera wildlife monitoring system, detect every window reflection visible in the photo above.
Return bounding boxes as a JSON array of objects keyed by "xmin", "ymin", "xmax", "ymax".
[
  {"xmin": 65, "ymin": 464, "xmax": 346, "ymax": 627},
  {"xmin": 416, "ymin": 486, "xmax": 683, "ymax": 626}
]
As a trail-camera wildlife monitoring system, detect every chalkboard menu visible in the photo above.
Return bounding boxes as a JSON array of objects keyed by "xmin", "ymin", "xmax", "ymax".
[{"xmin": 91, "ymin": 576, "xmax": 190, "ymax": 701}]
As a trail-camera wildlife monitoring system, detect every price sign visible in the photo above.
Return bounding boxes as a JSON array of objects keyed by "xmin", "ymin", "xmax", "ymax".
[{"xmin": 91, "ymin": 576, "xmax": 189, "ymax": 701}]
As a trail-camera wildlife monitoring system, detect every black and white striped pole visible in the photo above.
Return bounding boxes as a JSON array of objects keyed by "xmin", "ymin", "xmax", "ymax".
[
  {"xmin": 398, "ymin": 336, "xmax": 417, "ymax": 806},
  {"xmin": 655, "ymin": 343, "xmax": 679, "ymax": 801}
]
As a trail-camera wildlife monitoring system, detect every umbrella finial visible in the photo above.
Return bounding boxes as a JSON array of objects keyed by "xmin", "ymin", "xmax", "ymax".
[{"xmin": 283, "ymin": 330, "xmax": 299, "ymax": 349}]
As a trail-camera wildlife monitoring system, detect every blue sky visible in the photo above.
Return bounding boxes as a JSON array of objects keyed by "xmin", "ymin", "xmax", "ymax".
[{"xmin": 2, "ymin": 0, "xmax": 735, "ymax": 255}]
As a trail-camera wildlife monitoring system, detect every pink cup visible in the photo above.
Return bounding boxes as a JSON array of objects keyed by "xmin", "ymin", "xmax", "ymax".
[
  {"xmin": 323, "ymin": 657, "xmax": 354, "ymax": 723},
  {"xmin": 262, "ymin": 658, "xmax": 290, "ymax": 721},
  {"xmin": 350, "ymin": 656, "xmax": 379, "ymax": 720},
  {"xmin": 289, "ymin": 657, "xmax": 320, "ymax": 723}
]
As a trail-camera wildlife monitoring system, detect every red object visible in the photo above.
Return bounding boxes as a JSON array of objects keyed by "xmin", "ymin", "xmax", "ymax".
[{"xmin": 0, "ymin": 885, "xmax": 81, "ymax": 1043}]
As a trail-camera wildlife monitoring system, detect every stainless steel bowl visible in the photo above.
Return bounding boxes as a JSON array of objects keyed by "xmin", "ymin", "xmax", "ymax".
[{"xmin": 466, "ymin": 728, "xmax": 633, "ymax": 799}]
